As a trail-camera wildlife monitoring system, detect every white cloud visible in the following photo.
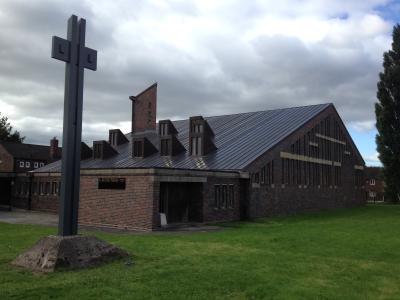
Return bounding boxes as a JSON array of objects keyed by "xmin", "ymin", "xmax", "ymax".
[
  {"xmin": 0, "ymin": 0, "xmax": 395, "ymax": 146},
  {"xmin": 349, "ymin": 120, "xmax": 376, "ymax": 132},
  {"xmin": 364, "ymin": 152, "xmax": 381, "ymax": 166}
]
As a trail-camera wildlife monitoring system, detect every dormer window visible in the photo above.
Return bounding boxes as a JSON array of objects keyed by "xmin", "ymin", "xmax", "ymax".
[
  {"xmin": 160, "ymin": 123, "xmax": 168, "ymax": 136},
  {"xmin": 110, "ymin": 132, "xmax": 117, "ymax": 145},
  {"xmin": 133, "ymin": 140, "xmax": 143, "ymax": 157},
  {"xmin": 158, "ymin": 120, "xmax": 185, "ymax": 156},
  {"xmin": 109, "ymin": 129, "xmax": 128, "ymax": 147},
  {"xmin": 93, "ymin": 140, "xmax": 118, "ymax": 160},
  {"xmin": 93, "ymin": 143, "xmax": 102, "ymax": 159},
  {"xmin": 189, "ymin": 116, "xmax": 216, "ymax": 156},
  {"xmin": 132, "ymin": 137, "xmax": 157, "ymax": 158}
]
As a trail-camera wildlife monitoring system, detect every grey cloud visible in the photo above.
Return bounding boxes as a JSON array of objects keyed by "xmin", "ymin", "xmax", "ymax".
[{"xmin": 0, "ymin": 0, "xmax": 393, "ymax": 147}]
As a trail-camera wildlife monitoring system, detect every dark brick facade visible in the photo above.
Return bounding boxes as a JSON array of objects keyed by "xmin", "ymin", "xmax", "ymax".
[
  {"xmin": 9, "ymin": 103, "xmax": 365, "ymax": 231},
  {"xmin": 12, "ymin": 170, "xmax": 243, "ymax": 231},
  {"xmin": 244, "ymin": 105, "xmax": 365, "ymax": 218}
]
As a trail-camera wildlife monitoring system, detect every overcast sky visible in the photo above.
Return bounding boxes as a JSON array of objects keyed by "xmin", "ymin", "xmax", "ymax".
[{"xmin": 1, "ymin": 0, "xmax": 399, "ymax": 166}]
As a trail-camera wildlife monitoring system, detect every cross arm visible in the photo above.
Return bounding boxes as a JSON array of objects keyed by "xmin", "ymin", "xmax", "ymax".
[{"xmin": 51, "ymin": 36, "xmax": 97, "ymax": 71}]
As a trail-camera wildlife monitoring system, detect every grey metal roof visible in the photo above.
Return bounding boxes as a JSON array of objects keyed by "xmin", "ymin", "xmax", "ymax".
[
  {"xmin": 36, "ymin": 103, "xmax": 331, "ymax": 172},
  {"xmin": 0, "ymin": 141, "xmax": 54, "ymax": 161}
]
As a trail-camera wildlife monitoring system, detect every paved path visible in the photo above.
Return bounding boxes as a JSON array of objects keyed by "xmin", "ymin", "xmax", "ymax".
[
  {"xmin": 0, "ymin": 209, "xmax": 58, "ymax": 227},
  {"xmin": 0, "ymin": 209, "xmax": 222, "ymax": 234}
]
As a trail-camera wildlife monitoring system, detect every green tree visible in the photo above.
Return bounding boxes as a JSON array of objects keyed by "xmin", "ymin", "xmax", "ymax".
[
  {"xmin": 375, "ymin": 24, "xmax": 400, "ymax": 203},
  {"xmin": 0, "ymin": 112, "xmax": 25, "ymax": 143}
]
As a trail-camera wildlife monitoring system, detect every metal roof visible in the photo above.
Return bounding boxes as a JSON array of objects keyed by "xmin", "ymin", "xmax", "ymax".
[
  {"xmin": 36, "ymin": 103, "xmax": 331, "ymax": 172},
  {"xmin": 0, "ymin": 141, "xmax": 55, "ymax": 161}
]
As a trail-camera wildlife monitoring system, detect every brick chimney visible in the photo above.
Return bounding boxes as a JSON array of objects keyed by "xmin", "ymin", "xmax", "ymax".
[
  {"xmin": 49, "ymin": 137, "xmax": 60, "ymax": 161},
  {"xmin": 129, "ymin": 83, "xmax": 157, "ymax": 133}
]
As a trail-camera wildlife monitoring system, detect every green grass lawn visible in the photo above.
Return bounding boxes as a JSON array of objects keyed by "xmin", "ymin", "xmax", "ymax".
[{"xmin": 1, "ymin": 205, "xmax": 400, "ymax": 300}]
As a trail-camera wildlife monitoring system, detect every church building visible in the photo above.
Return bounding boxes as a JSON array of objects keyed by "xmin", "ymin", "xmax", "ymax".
[{"xmin": 11, "ymin": 83, "xmax": 366, "ymax": 231}]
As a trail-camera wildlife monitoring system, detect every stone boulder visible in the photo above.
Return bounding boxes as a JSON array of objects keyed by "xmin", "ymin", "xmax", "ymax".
[{"xmin": 12, "ymin": 235, "xmax": 129, "ymax": 272}]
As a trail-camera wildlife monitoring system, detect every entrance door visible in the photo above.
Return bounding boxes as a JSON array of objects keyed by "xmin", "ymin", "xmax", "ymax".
[{"xmin": 159, "ymin": 182, "xmax": 203, "ymax": 224}]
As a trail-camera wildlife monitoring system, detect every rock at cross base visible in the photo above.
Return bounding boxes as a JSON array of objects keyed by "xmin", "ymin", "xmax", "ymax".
[{"xmin": 12, "ymin": 235, "xmax": 129, "ymax": 272}]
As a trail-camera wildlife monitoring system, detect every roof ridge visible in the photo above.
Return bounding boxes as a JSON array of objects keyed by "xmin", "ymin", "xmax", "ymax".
[
  {"xmin": 167, "ymin": 103, "xmax": 331, "ymax": 123},
  {"xmin": 0, "ymin": 141, "xmax": 50, "ymax": 147}
]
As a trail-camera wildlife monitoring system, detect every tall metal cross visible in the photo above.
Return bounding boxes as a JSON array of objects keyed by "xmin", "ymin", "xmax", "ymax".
[{"xmin": 51, "ymin": 15, "xmax": 97, "ymax": 236}]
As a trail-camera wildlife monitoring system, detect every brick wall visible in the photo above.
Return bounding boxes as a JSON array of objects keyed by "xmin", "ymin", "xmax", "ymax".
[
  {"xmin": 245, "ymin": 105, "xmax": 366, "ymax": 219},
  {"xmin": 13, "ymin": 173, "xmax": 156, "ymax": 231},
  {"xmin": 78, "ymin": 175, "xmax": 156, "ymax": 231},
  {"xmin": 0, "ymin": 144, "xmax": 14, "ymax": 172},
  {"xmin": 202, "ymin": 176, "xmax": 241, "ymax": 223}
]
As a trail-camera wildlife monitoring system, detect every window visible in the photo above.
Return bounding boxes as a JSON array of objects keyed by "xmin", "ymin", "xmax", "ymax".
[
  {"xmin": 190, "ymin": 137, "xmax": 202, "ymax": 156},
  {"xmin": 19, "ymin": 182, "xmax": 24, "ymax": 195},
  {"xmin": 160, "ymin": 139, "xmax": 170, "ymax": 156},
  {"xmin": 214, "ymin": 184, "xmax": 234, "ymax": 209},
  {"xmin": 34, "ymin": 162, "xmax": 39, "ymax": 168},
  {"xmin": 160, "ymin": 123, "xmax": 168, "ymax": 136},
  {"xmin": 214, "ymin": 185, "xmax": 220, "ymax": 208},
  {"xmin": 32, "ymin": 182, "xmax": 37, "ymax": 195},
  {"xmin": 266, "ymin": 161, "xmax": 274, "ymax": 185},
  {"xmin": 98, "ymin": 178, "xmax": 126, "ymax": 190},
  {"xmin": 45, "ymin": 182, "xmax": 50, "ymax": 195},
  {"xmin": 228, "ymin": 185, "xmax": 234, "ymax": 208},
  {"xmin": 192, "ymin": 124, "xmax": 203, "ymax": 133},
  {"xmin": 110, "ymin": 132, "xmax": 117, "ymax": 146},
  {"xmin": 24, "ymin": 182, "xmax": 30, "ymax": 195},
  {"xmin": 39, "ymin": 182, "xmax": 44, "ymax": 195},
  {"xmin": 51, "ymin": 182, "xmax": 58, "ymax": 195},
  {"xmin": 26, "ymin": 161, "xmax": 31, "ymax": 168},
  {"xmin": 260, "ymin": 167, "xmax": 266, "ymax": 184},
  {"xmin": 133, "ymin": 141, "xmax": 143, "ymax": 157},
  {"xmin": 334, "ymin": 166, "xmax": 341, "ymax": 186},
  {"xmin": 57, "ymin": 182, "xmax": 61, "ymax": 196},
  {"xmin": 19, "ymin": 161, "xmax": 24, "ymax": 168},
  {"xmin": 17, "ymin": 182, "xmax": 22, "ymax": 194},
  {"xmin": 370, "ymin": 179, "xmax": 375, "ymax": 186},
  {"xmin": 253, "ymin": 172, "xmax": 260, "ymax": 184}
]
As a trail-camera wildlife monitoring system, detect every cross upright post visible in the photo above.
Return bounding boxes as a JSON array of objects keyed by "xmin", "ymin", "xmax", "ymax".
[{"xmin": 51, "ymin": 15, "xmax": 97, "ymax": 236}]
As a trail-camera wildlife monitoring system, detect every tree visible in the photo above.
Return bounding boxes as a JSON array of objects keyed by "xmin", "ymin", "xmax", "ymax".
[
  {"xmin": 0, "ymin": 112, "xmax": 25, "ymax": 143},
  {"xmin": 375, "ymin": 24, "xmax": 400, "ymax": 203}
]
